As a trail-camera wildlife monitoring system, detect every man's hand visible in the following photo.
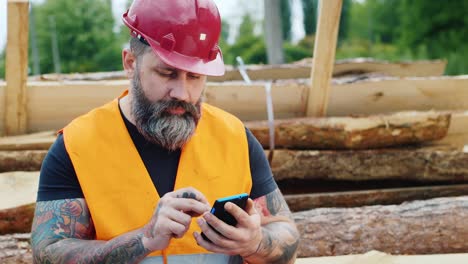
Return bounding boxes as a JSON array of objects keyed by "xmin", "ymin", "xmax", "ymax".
[
  {"xmin": 193, "ymin": 198, "xmax": 263, "ymax": 257},
  {"xmin": 142, "ymin": 187, "xmax": 211, "ymax": 251}
]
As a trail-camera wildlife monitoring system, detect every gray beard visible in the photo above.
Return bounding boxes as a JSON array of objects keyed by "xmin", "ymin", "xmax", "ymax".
[{"xmin": 130, "ymin": 71, "xmax": 201, "ymax": 151}]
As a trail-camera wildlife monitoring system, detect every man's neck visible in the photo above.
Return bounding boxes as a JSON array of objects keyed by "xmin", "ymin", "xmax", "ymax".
[{"xmin": 119, "ymin": 94, "xmax": 137, "ymax": 126}]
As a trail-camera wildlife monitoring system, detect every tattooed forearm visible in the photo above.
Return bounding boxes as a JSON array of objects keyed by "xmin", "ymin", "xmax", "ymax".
[
  {"xmin": 38, "ymin": 232, "xmax": 148, "ymax": 264},
  {"xmin": 31, "ymin": 199, "xmax": 150, "ymax": 264},
  {"xmin": 246, "ymin": 189, "xmax": 300, "ymax": 264}
]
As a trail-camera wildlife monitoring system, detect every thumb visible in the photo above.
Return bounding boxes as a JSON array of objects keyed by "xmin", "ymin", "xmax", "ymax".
[{"xmin": 245, "ymin": 198, "xmax": 257, "ymax": 216}]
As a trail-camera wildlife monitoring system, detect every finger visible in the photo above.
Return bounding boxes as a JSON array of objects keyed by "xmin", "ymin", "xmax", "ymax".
[
  {"xmin": 168, "ymin": 198, "xmax": 211, "ymax": 215},
  {"xmin": 165, "ymin": 208, "xmax": 192, "ymax": 227},
  {"xmin": 167, "ymin": 220, "xmax": 188, "ymax": 238},
  {"xmin": 167, "ymin": 187, "xmax": 209, "ymax": 204},
  {"xmin": 224, "ymin": 201, "xmax": 252, "ymax": 227},
  {"xmin": 245, "ymin": 198, "xmax": 257, "ymax": 215},
  {"xmin": 193, "ymin": 232, "xmax": 231, "ymax": 255},
  {"xmin": 196, "ymin": 218, "xmax": 236, "ymax": 249},
  {"xmin": 202, "ymin": 212, "xmax": 238, "ymax": 241}
]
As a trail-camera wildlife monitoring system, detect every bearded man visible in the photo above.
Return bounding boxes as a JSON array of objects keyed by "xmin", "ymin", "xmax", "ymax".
[{"xmin": 30, "ymin": 0, "xmax": 299, "ymax": 263}]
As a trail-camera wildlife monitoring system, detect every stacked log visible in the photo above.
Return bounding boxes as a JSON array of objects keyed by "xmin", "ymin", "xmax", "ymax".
[
  {"xmin": 246, "ymin": 111, "xmax": 450, "ymax": 149},
  {"xmin": 1, "ymin": 196, "xmax": 467, "ymax": 260},
  {"xmin": 295, "ymin": 196, "xmax": 468, "ymax": 257},
  {"xmin": 2, "ymin": 59, "xmax": 468, "ymax": 261},
  {"xmin": 29, "ymin": 59, "xmax": 447, "ymax": 82},
  {"xmin": 0, "ymin": 234, "xmax": 32, "ymax": 264}
]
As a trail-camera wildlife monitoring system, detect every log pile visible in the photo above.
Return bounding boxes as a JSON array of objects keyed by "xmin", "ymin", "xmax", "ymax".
[
  {"xmin": 295, "ymin": 196, "xmax": 468, "ymax": 257},
  {"xmin": 1, "ymin": 196, "xmax": 467, "ymax": 261},
  {"xmin": 246, "ymin": 111, "xmax": 450, "ymax": 149},
  {"xmin": 0, "ymin": 234, "xmax": 32, "ymax": 264},
  {"xmin": 29, "ymin": 58, "xmax": 447, "ymax": 82},
  {"xmin": 2, "ymin": 58, "xmax": 468, "ymax": 262}
]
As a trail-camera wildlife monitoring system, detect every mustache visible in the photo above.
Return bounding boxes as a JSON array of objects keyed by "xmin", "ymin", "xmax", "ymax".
[{"xmin": 153, "ymin": 99, "xmax": 200, "ymax": 118}]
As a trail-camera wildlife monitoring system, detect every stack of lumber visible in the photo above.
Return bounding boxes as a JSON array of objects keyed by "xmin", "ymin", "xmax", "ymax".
[
  {"xmin": 28, "ymin": 58, "xmax": 447, "ymax": 82},
  {"xmin": 2, "ymin": 58, "xmax": 468, "ymax": 262}
]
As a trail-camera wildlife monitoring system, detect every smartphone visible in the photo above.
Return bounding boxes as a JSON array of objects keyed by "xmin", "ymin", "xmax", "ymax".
[{"xmin": 201, "ymin": 193, "xmax": 249, "ymax": 242}]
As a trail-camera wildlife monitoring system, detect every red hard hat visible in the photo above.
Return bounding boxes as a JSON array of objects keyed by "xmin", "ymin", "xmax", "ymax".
[{"xmin": 122, "ymin": 0, "xmax": 225, "ymax": 76}]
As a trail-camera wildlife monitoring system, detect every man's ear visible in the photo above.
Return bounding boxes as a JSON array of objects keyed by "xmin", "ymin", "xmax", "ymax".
[{"xmin": 122, "ymin": 48, "xmax": 137, "ymax": 79}]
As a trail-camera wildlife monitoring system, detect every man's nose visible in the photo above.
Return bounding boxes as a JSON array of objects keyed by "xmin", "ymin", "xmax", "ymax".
[{"xmin": 168, "ymin": 75, "xmax": 190, "ymax": 102}]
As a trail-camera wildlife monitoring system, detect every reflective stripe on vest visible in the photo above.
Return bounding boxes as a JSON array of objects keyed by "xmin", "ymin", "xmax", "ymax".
[{"xmin": 63, "ymin": 92, "xmax": 252, "ymax": 257}]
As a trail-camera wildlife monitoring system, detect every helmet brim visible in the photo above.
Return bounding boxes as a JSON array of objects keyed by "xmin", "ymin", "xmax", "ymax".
[{"xmin": 146, "ymin": 36, "xmax": 225, "ymax": 77}]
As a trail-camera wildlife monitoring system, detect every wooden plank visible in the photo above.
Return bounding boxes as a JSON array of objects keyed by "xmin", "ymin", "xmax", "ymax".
[
  {"xmin": 306, "ymin": 0, "xmax": 342, "ymax": 116},
  {"xmin": 0, "ymin": 171, "xmax": 39, "ymax": 210},
  {"xmin": 0, "ymin": 150, "xmax": 48, "ymax": 172},
  {"xmin": 1, "ymin": 76, "xmax": 468, "ymax": 132},
  {"xmin": 27, "ymin": 81, "xmax": 126, "ymax": 132},
  {"xmin": 203, "ymin": 82, "xmax": 306, "ymax": 121},
  {"xmin": 328, "ymin": 76, "xmax": 468, "ymax": 116},
  {"xmin": 285, "ymin": 184, "xmax": 468, "ymax": 211},
  {"xmin": 30, "ymin": 59, "xmax": 447, "ymax": 82},
  {"xmin": 296, "ymin": 251, "xmax": 468, "ymax": 264},
  {"xmin": 0, "ymin": 135, "xmax": 56, "ymax": 150},
  {"xmin": 332, "ymin": 58, "xmax": 447, "ymax": 77},
  {"xmin": 4, "ymin": 0, "xmax": 29, "ymax": 136},
  {"xmin": 0, "ymin": 234, "xmax": 32, "ymax": 263},
  {"xmin": 0, "ymin": 204, "xmax": 34, "ymax": 235},
  {"xmin": 246, "ymin": 111, "xmax": 450, "ymax": 150},
  {"xmin": 269, "ymin": 147, "xmax": 468, "ymax": 182},
  {"xmin": 295, "ymin": 196, "xmax": 468, "ymax": 257}
]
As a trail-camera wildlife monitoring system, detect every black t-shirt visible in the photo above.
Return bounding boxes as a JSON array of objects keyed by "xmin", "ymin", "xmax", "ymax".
[{"xmin": 37, "ymin": 106, "xmax": 277, "ymax": 201}]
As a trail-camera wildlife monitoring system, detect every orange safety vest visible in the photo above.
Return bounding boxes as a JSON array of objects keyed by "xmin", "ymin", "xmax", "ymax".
[{"xmin": 63, "ymin": 93, "xmax": 252, "ymax": 258}]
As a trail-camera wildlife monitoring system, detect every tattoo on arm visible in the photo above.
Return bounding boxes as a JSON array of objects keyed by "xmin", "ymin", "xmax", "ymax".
[
  {"xmin": 31, "ymin": 199, "xmax": 149, "ymax": 264},
  {"xmin": 250, "ymin": 189, "xmax": 300, "ymax": 264}
]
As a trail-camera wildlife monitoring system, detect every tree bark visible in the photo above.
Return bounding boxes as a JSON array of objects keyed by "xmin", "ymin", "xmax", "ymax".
[
  {"xmin": 0, "ymin": 151, "xmax": 47, "ymax": 172},
  {"xmin": 285, "ymin": 184, "xmax": 468, "ymax": 211},
  {"xmin": 246, "ymin": 111, "xmax": 450, "ymax": 150},
  {"xmin": 295, "ymin": 196, "xmax": 468, "ymax": 257},
  {"xmin": 0, "ymin": 233, "xmax": 32, "ymax": 264},
  {"xmin": 2, "ymin": 197, "xmax": 468, "ymax": 259},
  {"xmin": 0, "ymin": 204, "xmax": 35, "ymax": 235},
  {"xmin": 264, "ymin": 0, "xmax": 285, "ymax": 64},
  {"xmin": 0, "ymin": 131, "xmax": 56, "ymax": 151},
  {"xmin": 270, "ymin": 147, "xmax": 468, "ymax": 181},
  {"xmin": 2, "ymin": 147, "xmax": 468, "ymax": 182}
]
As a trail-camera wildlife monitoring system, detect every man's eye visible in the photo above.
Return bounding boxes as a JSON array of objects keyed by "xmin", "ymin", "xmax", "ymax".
[
  {"xmin": 188, "ymin": 74, "xmax": 201, "ymax": 79},
  {"xmin": 157, "ymin": 70, "xmax": 174, "ymax": 77}
]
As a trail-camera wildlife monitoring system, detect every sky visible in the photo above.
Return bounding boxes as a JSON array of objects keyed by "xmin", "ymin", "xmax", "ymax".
[{"xmin": 0, "ymin": 0, "xmax": 305, "ymax": 52}]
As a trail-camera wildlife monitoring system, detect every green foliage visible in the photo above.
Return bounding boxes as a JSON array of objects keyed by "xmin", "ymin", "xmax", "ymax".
[
  {"xmin": 280, "ymin": 0, "xmax": 291, "ymax": 41},
  {"xmin": 302, "ymin": 0, "xmax": 318, "ymax": 35},
  {"xmin": 283, "ymin": 42, "xmax": 312, "ymax": 63},
  {"xmin": 343, "ymin": 0, "xmax": 468, "ymax": 75},
  {"xmin": 0, "ymin": 50, "xmax": 5, "ymax": 80},
  {"xmin": 338, "ymin": 0, "xmax": 352, "ymax": 44},
  {"xmin": 223, "ymin": 14, "xmax": 264, "ymax": 65},
  {"xmin": 31, "ymin": 0, "xmax": 124, "ymax": 74},
  {"xmin": 335, "ymin": 38, "xmax": 401, "ymax": 61}
]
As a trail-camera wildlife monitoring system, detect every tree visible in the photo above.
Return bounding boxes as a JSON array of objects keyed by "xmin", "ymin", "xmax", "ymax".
[
  {"xmin": 280, "ymin": 0, "xmax": 292, "ymax": 41},
  {"xmin": 264, "ymin": 0, "xmax": 285, "ymax": 64},
  {"xmin": 302, "ymin": 0, "xmax": 318, "ymax": 35},
  {"xmin": 338, "ymin": 0, "xmax": 352, "ymax": 44},
  {"xmin": 398, "ymin": 0, "xmax": 468, "ymax": 74},
  {"xmin": 0, "ymin": 49, "xmax": 5, "ymax": 80},
  {"xmin": 228, "ymin": 14, "xmax": 266, "ymax": 65},
  {"xmin": 31, "ymin": 0, "xmax": 124, "ymax": 74}
]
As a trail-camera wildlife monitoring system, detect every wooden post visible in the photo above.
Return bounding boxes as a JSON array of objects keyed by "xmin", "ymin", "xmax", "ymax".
[
  {"xmin": 4, "ymin": 0, "xmax": 29, "ymax": 136},
  {"xmin": 306, "ymin": 0, "xmax": 342, "ymax": 117}
]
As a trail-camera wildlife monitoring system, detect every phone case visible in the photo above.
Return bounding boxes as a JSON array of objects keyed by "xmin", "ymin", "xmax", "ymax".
[{"xmin": 201, "ymin": 193, "xmax": 249, "ymax": 242}]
